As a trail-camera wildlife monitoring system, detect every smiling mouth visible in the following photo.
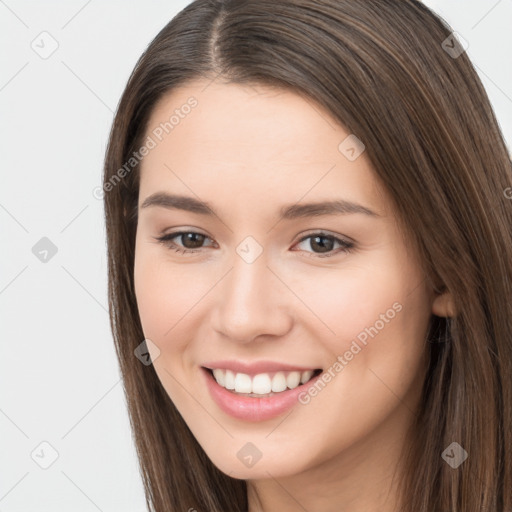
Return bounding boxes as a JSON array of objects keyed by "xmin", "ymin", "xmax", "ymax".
[{"xmin": 203, "ymin": 367, "xmax": 323, "ymax": 397}]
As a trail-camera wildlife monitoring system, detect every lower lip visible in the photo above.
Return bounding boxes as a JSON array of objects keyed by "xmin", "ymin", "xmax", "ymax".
[{"xmin": 201, "ymin": 367, "xmax": 322, "ymax": 422}]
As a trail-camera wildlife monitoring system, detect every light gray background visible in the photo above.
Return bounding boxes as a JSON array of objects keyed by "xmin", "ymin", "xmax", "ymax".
[{"xmin": 1, "ymin": 1, "xmax": 511, "ymax": 511}]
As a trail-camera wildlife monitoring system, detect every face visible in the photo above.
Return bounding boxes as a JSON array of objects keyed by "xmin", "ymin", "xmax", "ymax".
[{"xmin": 133, "ymin": 79, "xmax": 438, "ymax": 481}]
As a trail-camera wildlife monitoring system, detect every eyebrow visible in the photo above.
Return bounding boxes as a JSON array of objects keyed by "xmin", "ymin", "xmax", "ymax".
[{"xmin": 140, "ymin": 192, "xmax": 380, "ymax": 219}]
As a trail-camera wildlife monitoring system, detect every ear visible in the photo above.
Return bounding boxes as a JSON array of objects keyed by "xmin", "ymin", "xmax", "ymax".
[{"xmin": 432, "ymin": 289, "xmax": 456, "ymax": 317}]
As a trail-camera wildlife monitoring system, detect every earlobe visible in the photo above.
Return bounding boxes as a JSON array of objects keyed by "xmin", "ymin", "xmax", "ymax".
[{"xmin": 432, "ymin": 289, "xmax": 456, "ymax": 317}]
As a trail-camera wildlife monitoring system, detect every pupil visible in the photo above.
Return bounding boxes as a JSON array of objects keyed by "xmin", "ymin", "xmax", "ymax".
[
  {"xmin": 311, "ymin": 235, "xmax": 333, "ymax": 253},
  {"xmin": 183, "ymin": 233, "xmax": 204, "ymax": 249}
]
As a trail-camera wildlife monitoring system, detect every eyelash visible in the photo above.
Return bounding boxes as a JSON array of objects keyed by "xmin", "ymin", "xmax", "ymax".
[{"xmin": 154, "ymin": 230, "xmax": 355, "ymax": 258}]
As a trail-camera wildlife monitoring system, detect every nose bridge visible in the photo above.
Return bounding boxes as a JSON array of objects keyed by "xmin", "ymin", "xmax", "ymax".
[
  {"xmin": 226, "ymin": 255, "xmax": 266, "ymax": 310},
  {"xmin": 213, "ymin": 247, "xmax": 290, "ymax": 343}
]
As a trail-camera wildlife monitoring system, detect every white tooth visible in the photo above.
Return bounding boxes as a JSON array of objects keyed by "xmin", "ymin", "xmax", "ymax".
[
  {"xmin": 234, "ymin": 372, "xmax": 252, "ymax": 393},
  {"xmin": 252, "ymin": 373, "xmax": 272, "ymax": 394},
  {"xmin": 212, "ymin": 369, "xmax": 225, "ymax": 387},
  {"xmin": 271, "ymin": 371, "xmax": 287, "ymax": 392},
  {"xmin": 286, "ymin": 372, "xmax": 300, "ymax": 389},
  {"xmin": 300, "ymin": 370, "xmax": 314, "ymax": 384},
  {"xmin": 224, "ymin": 369, "xmax": 235, "ymax": 390},
  {"xmin": 286, "ymin": 371, "xmax": 301, "ymax": 389}
]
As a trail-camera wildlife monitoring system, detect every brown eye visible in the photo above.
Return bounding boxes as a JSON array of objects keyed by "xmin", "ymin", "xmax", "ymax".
[
  {"xmin": 294, "ymin": 232, "xmax": 355, "ymax": 258},
  {"xmin": 154, "ymin": 231, "xmax": 215, "ymax": 254},
  {"xmin": 309, "ymin": 235, "xmax": 335, "ymax": 253},
  {"xmin": 179, "ymin": 232, "xmax": 207, "ymax": 249}
]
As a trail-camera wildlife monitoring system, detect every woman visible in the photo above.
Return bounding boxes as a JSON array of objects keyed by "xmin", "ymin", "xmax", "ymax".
[{"xmin": 102, "ymin": 1, "xmax": 512, "ymax": 510}]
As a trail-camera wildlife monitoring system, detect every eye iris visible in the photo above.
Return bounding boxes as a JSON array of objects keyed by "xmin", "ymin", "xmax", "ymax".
[
  {"xmin": 310, "ymin": 235, "xmax": 333, "ymax": 253},
  {"xmin": 181, "ymin": 233, "xmax": 205, "ymax": 249}
]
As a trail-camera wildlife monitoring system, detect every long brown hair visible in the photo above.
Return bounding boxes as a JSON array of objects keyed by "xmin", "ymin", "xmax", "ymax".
[{"xmin": 102, "ymin": 1, "xmax": 512, "ymax": 510}]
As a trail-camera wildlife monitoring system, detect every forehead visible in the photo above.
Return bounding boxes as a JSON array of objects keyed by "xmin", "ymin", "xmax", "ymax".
[{"xmin": 138, "ymin": 80, "xmax": 390, "ymax": 218}]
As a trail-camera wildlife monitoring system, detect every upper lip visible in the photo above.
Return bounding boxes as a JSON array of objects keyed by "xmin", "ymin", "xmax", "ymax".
[{"xmin": 202, "ymin": 360, "xmax": 321, "ymax": 376}]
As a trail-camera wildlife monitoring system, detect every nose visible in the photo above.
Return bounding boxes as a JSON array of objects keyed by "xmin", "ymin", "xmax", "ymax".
[{"xmin": 211, "ymin": 251, "xmax": 292, "ymax": 344}]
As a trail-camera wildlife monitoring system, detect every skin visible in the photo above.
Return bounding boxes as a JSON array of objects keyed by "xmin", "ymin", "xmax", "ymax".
[{"xmin": 133, "ymin": 79, "xmax": 454, "ymax": 512}]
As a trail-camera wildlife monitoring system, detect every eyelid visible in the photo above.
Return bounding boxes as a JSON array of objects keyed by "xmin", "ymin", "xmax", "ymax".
[
  {"xmin": 296, "ymin": 228, "xmax": 354, "ymax": 244},
  {"xmin": 158, "ymin": 227, "xmax": 214, "ymax": 242}
]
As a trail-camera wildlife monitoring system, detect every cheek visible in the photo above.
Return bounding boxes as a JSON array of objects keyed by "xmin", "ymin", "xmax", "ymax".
[
  {"xmin": 288, "ymin": 272, "xmax": 430, "ymax": 452},
  {"xmin": 134, "ymin": 251, "xmax": 190, "ymax": 347},
  {"xmin": 133, "ymin": 249, "xmax": 222, "ymax": 362},
  {"xmin": 284, "ymin": 261, "xmax": 408, "ymax": 345},
  {"xmin": 285, "ymin": 255, "xmax": 430, "ymax": 376},
  {"xmin": 133, "ymin": 255, "xmax": 198, "ymax": 402}
]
